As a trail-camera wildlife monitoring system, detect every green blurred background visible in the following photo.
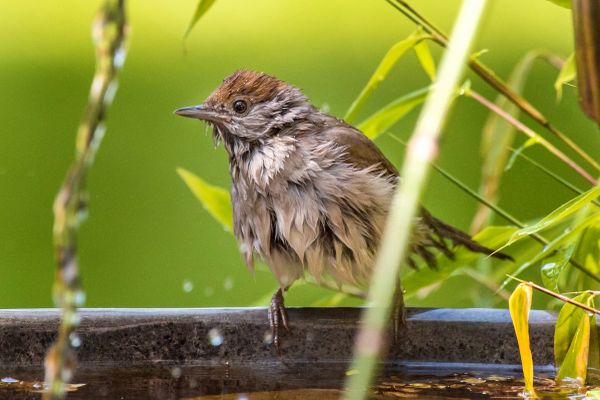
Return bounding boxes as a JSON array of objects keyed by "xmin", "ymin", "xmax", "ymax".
[{"xmin": 0, "ymin": 0, "xmax": 597, "ymax": 309}]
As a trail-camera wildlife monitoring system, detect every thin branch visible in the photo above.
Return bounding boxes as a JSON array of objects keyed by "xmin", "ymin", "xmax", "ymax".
[
  {"xmin": 387, "ymin": 133, "xmax": 600, "ymax": 284},
  {"xmin": 509, "ymin": 276, "xmax": 600, "ymax": 316},
  {"xmin": 385, "ymin": 0, "xmax": 600, "ymax": 173},
  {"xmin": 467, "ymin": 89, "xmax": 598, "ymax": 185},
  {"xmin": 44, "ymin": 1, "xmax": 128, "ymax": 399}
]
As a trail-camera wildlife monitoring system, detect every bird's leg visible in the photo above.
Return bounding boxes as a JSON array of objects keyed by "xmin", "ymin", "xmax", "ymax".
[
  {"xmin": 268, "ymin": 287, "xmax": 290, "ymax": 353},
  {"xmin": 392, "ymin": 281, "xmax": 407, "ymax": 345}
]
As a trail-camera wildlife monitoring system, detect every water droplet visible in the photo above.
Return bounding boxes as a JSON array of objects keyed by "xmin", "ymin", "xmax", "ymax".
[
  {"xmin": 170, "ymin": 367, "xmax": 182, "ymax": 379},
  {"xmin": 182, "ymin": 279, "xmax": 194, "ymax": 293},
  {"xmin": 1, "ymin": 377, "xmax": 18, "ymax": 383},
  {"xmin": 32, "ymin": 383, "xmax": 42, "ymax": 389},
  {"xmin": 263, "ymin": 331, "xmax": 273, "ymax": 344},
  {"xmin": 204, "ymin": 286, "xmax": 214, "ymax": 297},
  {"xmin": 73, "ymin": 290, "xmax": 86, "ymax": 307},
  {"xmin": 223, "ymin": 277, "xmax": 234, "ymax": 291},
  {"xmin": 237, "ymin": 395, "xmax": 249, "ymax": 400},
  {"xmin": 208, "ymin": 328, "xmax": 224, "ymax": 346},
  {"xmin": 69, "ymin": 332, "xmax": 82, "ymax": 348}
]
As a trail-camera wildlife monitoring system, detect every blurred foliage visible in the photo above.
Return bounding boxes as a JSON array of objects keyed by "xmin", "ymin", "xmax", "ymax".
[{"xmin": 0, "ymin": 0, "xmax": 597, "ymax": 310}]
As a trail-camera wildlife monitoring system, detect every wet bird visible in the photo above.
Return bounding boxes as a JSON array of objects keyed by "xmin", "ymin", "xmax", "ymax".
[{"xmin": 175, "ymin": 70, "xmax": 510, "ymax": 351}]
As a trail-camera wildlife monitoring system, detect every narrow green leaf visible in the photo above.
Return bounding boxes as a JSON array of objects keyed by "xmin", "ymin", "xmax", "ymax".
[
  {"xmin": 503, "ymin": 184, "xmax": 600, "ymax": 248},
  {"xmin": 505, "ymin": 136, "xmax": 540, "ymax": 171},
  {"xmin": 546, "ymin": 0, "xmax": 572, "ymax": 8},
  {"xmin": 540, "ymin": 244, "xmax": 576, "ymax": 292},
  {"xmin": 509, "ymin": 283, "xmax": 536, "ymax": 396},
  {"xmin": 176, "ymin": 167, "xmax": 232, "ymax": 232},
  {"xmin": 403, "ymin": 226, "xmax": 517, "ymax": 298},
  {"xmin": 344, "ymin": 29, "xmax": 431, "ymax": 123},
  {"xmin": 357, "ymin": 88, "xmax": 428, "ymax": 139},
  {"xmin": 501, "ymin": 213, "xmax": 600, "ymax": 286},
  {"xmin": 184, "ymin": 0, "xmax": 218, "ymax": 38},
  {"xmin": 556, "ymin": 311, "xmax": 591, "ymax": 384},
  {"xmin": 555, "ymin": 53, "xmax": 576, "ymax": 101},
  {"xmin": 475, "ymin": 51, "xmax": 549, "ymax": 232},
  {"xmin": 574, "ymin": 221, "xmax": 600, "ymax": 276},
  {"xmin": 413, "ymin": 40, "xmax": 436, "ymax": 81}
]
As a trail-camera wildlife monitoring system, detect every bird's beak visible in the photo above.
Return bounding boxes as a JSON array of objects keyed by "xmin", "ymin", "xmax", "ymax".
[{"xmin": 174, "ymin": 105, "xmax": 221, "ymax": 122}]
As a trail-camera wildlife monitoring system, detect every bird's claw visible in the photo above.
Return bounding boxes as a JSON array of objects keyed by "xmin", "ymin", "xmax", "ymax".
[{"xmin": 268, "ymin": 288, "xmax": 289, "ymax": 354}]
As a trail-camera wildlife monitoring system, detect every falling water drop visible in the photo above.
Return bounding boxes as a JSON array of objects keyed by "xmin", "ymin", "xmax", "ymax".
[
  {"xmin": 208, "ymin": 328, "xmax": 224, "ymax": 346},
  {"xmin": 182, "ymin": 279, "xmax": 194, "ymax": 293}
]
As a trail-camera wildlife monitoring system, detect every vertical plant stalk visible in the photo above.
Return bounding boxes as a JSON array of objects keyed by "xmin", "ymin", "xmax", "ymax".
[
  {"xmin": 471, "ymin": 51, "xmax": 564, "ymax": 234},
  {"xmin": 386, "ymin": 0, "xmax": 600, "ymax": 173},
  {"xmin": 44, "ymin": 1, "xmax": 127, "ymax": 399},
  {"xmin": 572, "ymin": 0, "xmax": 600, "ymax": 124},
  {"xmin": 343, "ymin": 1, "xmax": 488, "ymax": 399}
]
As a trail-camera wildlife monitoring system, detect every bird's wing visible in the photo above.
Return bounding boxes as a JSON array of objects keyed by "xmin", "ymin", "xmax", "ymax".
[{"xmin": 321, "ymin": 123, "xmax": 399, "ymax": 177}]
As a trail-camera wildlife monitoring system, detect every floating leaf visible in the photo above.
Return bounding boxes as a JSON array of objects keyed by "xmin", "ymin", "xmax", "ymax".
[
  {"xmin": 509, "ymin": 283, "xmax": 536, "ymax": 396},
  {"xmin": 344, "ymin": 29, "xmax": 431, "ymax": 123},
  {"xmin": 502, "ymin": 184, "xmax": 600, "ymax": 248},
  {"xmin": 176, "ymin": 167, "xmax": 232, "ymax": 232},
  {"xmin": 555, "ymin": 53, "xmax": 576, "ymax": 100},
  {"xmin": 357, "ymin": 88, "xmax": 428, "ymax": 139},
  {"xmin": 413, "ymin": 40, "xmax": 436, "ymax": 81},
  {"xmin": 184, "ymin": 0, "xmax": 218, "ymax": 38}
]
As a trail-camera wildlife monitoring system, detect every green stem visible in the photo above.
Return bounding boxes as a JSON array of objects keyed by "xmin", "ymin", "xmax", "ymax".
[
  {"xmin": 44, "ymin": 2, "xmax": 128, "ymax": 399},
  {"xmin": 385, "ymin": 0, "xmax": 600, "ymax": 173},
  {"xmin": 467, "ymin": 90, "xmax": 598, "ymax": 185},
  {"xmin": 343, "ymin": 1, "xmax": 488, "ymax": 398}
]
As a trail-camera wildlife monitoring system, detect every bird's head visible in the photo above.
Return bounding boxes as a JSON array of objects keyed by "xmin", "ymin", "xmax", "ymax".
[{"xmin": 175, "ymin": 70, "xmax": 311, "ymax": 154}]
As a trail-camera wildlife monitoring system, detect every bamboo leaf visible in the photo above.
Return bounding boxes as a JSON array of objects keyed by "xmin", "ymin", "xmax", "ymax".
[
  {"xmin": 546, "ymin": 0, "xmax": 572, "ymax": 8},
  {"xmin": 413, "ymin": 40, "xmax": 436, "ymax": 81},
  {"xmin": 574, "ymin": 221, "xmax": 600, "ymax": 276},
  {"xmin": 184, "ymin": 0, "xmax": 218, "ymax": 38},
  {"xmin": 176, "ymin": 167, "xmax": 232, "ymax": 232},
  {"xmin": 344, "ymin": 29, "xmax": 431, "ymax": 123},
  {"xmin": 540, "ymin": 244, "xmax": 576, "ymax": 292},
  {"xmin": 357, "ymin": 88, "xmax": 428, "ymax": 139},
  {"xmin": 555, "ymin": 293, "xmax": 596, "ymax": 374},
  {"xmin": 501, "ymin": 213, "xmax": 600, "ymax": 286},
  {"xmin": 555, "ymin": 53, "xmax": 576, "ymax": 101},
  {"xmin": 556, "ymin": 310, "xmax": 591, "ymax": 384},
  {"xmin": 403, "ymin": 226, "xmax": 517, "ymax": 298},
  {"xmin": 503, "ymin": 184, "xmax": 600, "ymax": 248},
  {"xmin": 509, "ymin": 283, "xmax": 536, "ymax": 396}
]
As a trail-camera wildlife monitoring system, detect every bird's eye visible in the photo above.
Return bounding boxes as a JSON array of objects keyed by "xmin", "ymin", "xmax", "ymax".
[{"xmin": 232, "ymin": 100, "xmax": 248, "ymax": 114}]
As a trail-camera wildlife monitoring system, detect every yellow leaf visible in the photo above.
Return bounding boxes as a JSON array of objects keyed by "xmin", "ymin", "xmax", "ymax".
[{"xmin": 509, "ymin": 283, "xmax": 536, "ymax": 396}]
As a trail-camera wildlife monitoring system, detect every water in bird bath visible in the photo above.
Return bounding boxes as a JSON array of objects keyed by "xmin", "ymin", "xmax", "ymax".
[{"xmin": 1, "ymin": 363, "xmax": 596, "ymax": 399}]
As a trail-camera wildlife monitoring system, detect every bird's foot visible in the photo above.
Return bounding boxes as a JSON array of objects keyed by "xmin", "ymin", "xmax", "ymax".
[{"xmin": 268, "ymin": 288, "xmax": 290, "ymax": 354}]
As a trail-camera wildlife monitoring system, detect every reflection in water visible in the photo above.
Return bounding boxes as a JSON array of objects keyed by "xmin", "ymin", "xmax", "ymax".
[{"xmin": 0, "ymin": 366, "xmax": 597, "ymax": 399}]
